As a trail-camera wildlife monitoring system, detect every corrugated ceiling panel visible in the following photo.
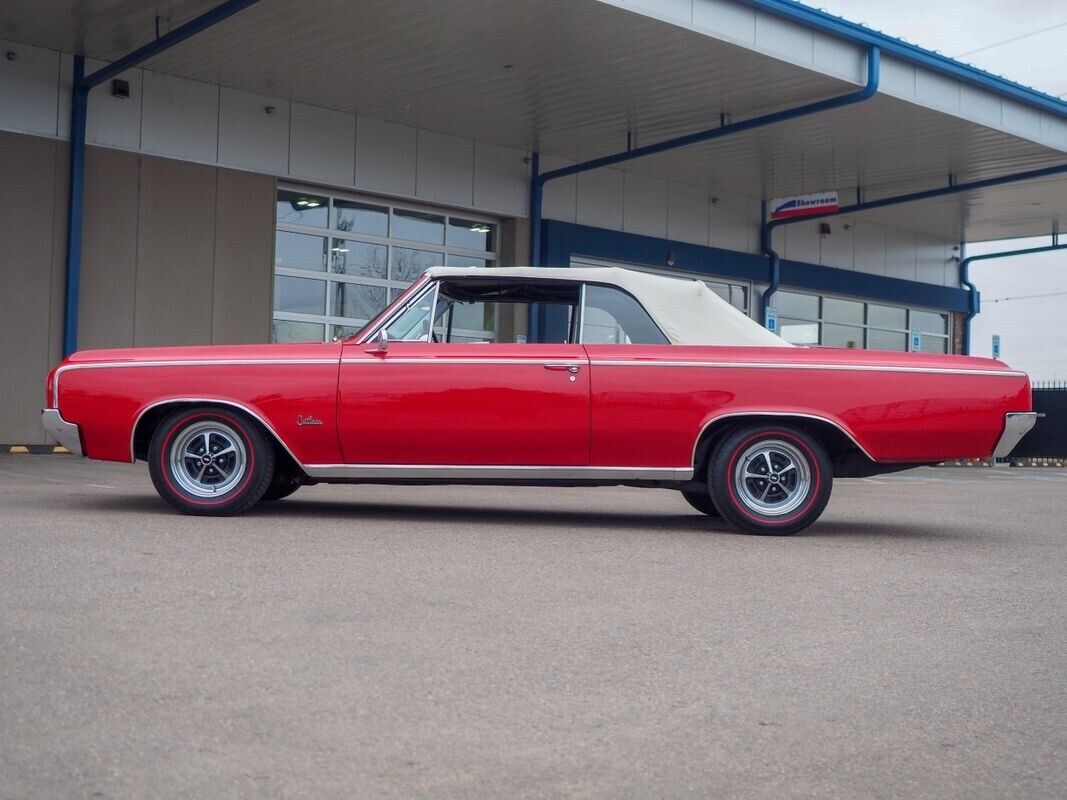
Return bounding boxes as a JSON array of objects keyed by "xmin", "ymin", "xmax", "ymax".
[{"xmin": 1, "ymin": 0, "xmax": 1064, "ymax": 242}]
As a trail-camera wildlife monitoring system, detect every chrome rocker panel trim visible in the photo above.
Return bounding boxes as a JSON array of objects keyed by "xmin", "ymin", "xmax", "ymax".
[
  {"xmin": 41, "ymin": 409, "xmax": 84, "ymax": 456},
  {"xmin": 992, "ymin": 412, "xmax": 1038, "ymax": 459},
  {"xmin": 303, "ymin": 464, "xmax": 694, "ymax": 481}
]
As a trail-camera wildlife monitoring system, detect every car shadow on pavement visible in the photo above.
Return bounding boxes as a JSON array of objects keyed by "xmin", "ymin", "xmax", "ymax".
[
  {"xmin": 267, "ymin": 501, "xmax": 973, "ymax": 540},
  {"xmin": 75, "ymin": 494, "xmax": 974, "ymax": 540}
]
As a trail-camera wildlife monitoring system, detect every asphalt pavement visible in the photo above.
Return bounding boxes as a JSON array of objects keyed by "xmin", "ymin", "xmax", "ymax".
[{"xmin": 1, "ymin": 455, "xmax": 1065, "ymax": 799}]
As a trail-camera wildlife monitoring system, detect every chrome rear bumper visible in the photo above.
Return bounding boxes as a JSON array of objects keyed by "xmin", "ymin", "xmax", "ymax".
[
  {"xmin": 993, "ymin": 412, "xmax": 1038, "ymax": 459},
  {"xmin": 41, "ymin": 409, "xmax": 84, "ymax": 456}
]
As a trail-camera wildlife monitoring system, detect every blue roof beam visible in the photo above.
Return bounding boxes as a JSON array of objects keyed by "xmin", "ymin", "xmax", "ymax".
[
  {"xmin": 735, "ymin": 0, "xmax": 1067, "ymax": 121},
  {"xmin": 760, "ymin": 163, "xmax": 1067, "ymax": 327},
  {"xmin": 529, "ymin": 46, "xmax": 881, "ymax": 266}
]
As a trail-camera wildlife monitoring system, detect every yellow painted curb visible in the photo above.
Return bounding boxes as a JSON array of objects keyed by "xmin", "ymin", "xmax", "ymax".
[
  {"xmin": 9, "ymin": 446, "xmax": 29, "ymax": 454},
  {"xmin": 53, "ymin": 446, "xmax": 70, "ymax": 454}
]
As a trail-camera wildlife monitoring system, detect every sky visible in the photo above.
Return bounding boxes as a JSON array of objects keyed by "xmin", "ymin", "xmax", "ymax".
[{"xmin": 799, "ymin": 1, "xmax": 1067, "ymax": 381}]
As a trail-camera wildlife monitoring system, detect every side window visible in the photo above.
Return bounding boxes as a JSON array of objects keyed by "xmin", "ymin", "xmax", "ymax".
[
  {"xmin": 582, "ymin": 285, "xmax": 668, "ymax": 344},
  {"xmin": 429, "ymin": 281, "xmax": 580, "ymax": 344},
  {"xmin": 383, "ymin": 285, "xmax": 439, "ymax": 341},
  {"xmin": 378, "ymin": 280, "xmax": 582, "ymax": 344}
]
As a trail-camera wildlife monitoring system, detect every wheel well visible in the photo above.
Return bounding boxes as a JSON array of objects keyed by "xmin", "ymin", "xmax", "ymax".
[
  {"xmin": 132, "ymin": 401, "xmax": 304, "ymax": 478},
  {"xmin": 692, "ymin": 415, "xmax": 872, "ymax": 479}
]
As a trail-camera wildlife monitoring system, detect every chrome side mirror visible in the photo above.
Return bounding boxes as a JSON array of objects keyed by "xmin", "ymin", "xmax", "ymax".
[{"xmin": 367, "ymin": 329, "xmax": 389, "ymax": 355}]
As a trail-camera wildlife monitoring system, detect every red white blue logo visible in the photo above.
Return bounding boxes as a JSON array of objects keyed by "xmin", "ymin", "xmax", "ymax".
[{"xmin": 770, "ymin": 192, "xmax": 839, "ymax": 220}]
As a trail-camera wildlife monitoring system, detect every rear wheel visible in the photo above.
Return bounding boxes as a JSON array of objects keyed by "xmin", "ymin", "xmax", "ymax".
[
  {"xmin": 680, "ymin": 488, "xmax": 721, "ymax": 517},
  {"xmin": 148, "ymin": 407, "xmax": 274, "ymax": 516},
  {"xmin": 708, "ymin": 424, "xmax": 832, "ymax": 535}
]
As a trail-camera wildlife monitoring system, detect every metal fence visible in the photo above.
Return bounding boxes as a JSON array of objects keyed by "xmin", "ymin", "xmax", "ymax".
[{"xmin": 1015, "ymin": 382, "xmax": 1067, "ymax": 458}]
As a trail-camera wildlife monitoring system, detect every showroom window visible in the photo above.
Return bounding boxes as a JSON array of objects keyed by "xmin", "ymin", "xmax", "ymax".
[
  {"xmin": 273, "ymin": 188, "xmax": 499, "ymax": 342},
  {"xmin": 776, "ymin": 290, "xmax": 951, "ymax": 352}
]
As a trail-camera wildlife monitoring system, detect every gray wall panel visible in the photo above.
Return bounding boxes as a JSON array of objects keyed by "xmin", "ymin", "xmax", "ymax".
[
  {"xmin": 0, "ymin": 132, "xmax": 59, "ymax": 443},
  {"xmin": 79, "ymin": 148, "xmax": 139, "ymax": 350},
  {"xmin": 0, "ymin": 132, "xmax": 415, "ymax": 442},
  {"xmin": 212, "ymin": 169, "xmax": 274, "ymax": 344},
  {"xmin": 134, "ymin": 158, "xmax": 218, "ymax": 347}
]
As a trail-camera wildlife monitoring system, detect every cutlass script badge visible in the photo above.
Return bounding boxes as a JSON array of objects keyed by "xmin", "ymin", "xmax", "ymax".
[{"xmin": 296, "ymin": 415, "xmax": 324, "ymax": 426}]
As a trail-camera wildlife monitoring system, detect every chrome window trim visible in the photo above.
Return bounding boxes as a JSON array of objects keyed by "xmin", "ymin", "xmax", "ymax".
[
  {"xmin": 358, "ymin": 279, "xmax": 437, "ymax": 344},
  {"xmin": 428, "ymin": 279, "xmax": 441, "ymax": 341},
  {"xmin": 302, "ymin": 464, "xmax": 693, "ymax": 481},
  {"xmin": 577, "ymin": 283, "xmax": 587, "ymax": 345}
]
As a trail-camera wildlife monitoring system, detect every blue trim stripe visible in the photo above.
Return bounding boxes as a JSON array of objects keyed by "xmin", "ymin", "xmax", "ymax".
[
  {"xmin": 542, "ymin": 220, "xmax": 969, "ymax": 313},
  {"xmin": 737, "ymin": 0, "xmax": 1067, "ymax": 120}
]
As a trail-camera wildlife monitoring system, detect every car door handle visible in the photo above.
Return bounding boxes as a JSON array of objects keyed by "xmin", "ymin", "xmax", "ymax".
[{"xmin": 544, "ymin": 364, "xmax": 581, "ymax": 373}]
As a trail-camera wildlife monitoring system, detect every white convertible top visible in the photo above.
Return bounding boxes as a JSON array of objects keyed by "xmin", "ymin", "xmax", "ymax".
[{"xmin": 425, "ymin": 265, "xmax": 791, "ymax": 347}]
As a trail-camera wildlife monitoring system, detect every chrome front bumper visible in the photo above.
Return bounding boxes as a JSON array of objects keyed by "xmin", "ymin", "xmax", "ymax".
[
  {"xmin": 41, "ymin": 409, "xmax": 84, "ymax": 456},
  {"xmin": 993, "ymin": 412, "xmax": 1038, "ymax": 459}
]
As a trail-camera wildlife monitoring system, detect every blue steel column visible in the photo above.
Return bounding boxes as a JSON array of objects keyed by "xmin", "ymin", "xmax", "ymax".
[
  {"xmin": 759, "ymin": 201, "xmax": 780, "ymax": 326},
  {"xmin": 959, "ymin": 235, "xmax": 1067, "ymax": 355},
  {"xmin": 529, "ymin": 152, "xmax": 543, "ymax": 266},
  {"xmin": 62, "ymin": 0, "xmax": 264, "ymax": 357},
  {"xmin": 62, "ymin": 56, "xmax": 87, "ymax": 358}
]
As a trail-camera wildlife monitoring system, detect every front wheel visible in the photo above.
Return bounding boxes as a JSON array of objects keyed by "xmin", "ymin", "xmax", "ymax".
[
  {"xmin": 708, "ymin": 424, "xmax": 832, "ymax": 535},
  {"xmin": 148, "ymin": 407, "xmax": 274, "ymax": 516}
]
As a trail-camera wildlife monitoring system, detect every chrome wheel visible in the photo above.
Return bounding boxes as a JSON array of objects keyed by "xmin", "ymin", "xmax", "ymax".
[
  {"xmin": 732, "ymin": 439, "xmax": 811, "ymax": 517},
  {"xmin": 168, "ymin": 421, "xmax": 247, "ymax": 498}
]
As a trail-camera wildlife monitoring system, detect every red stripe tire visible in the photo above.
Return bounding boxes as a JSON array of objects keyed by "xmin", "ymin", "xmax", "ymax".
[
  {"xmin": 148, "ymin": 407, "xmax": 275, "ymax": 516},
  {"xmin": 708, "ymin": 424, "xmax": 832, "ymax": 535}
]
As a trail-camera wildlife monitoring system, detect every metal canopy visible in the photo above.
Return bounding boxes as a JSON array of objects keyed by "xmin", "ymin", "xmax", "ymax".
[{"xmin": 3, "ymin": 0, "xmax": 1065, "ymax": 242}]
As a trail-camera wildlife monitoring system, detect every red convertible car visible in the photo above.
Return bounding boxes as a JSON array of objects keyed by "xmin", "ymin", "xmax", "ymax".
[{"xmin": 43, "ymin": 266, "xmax": 1035, "ymax": 534}]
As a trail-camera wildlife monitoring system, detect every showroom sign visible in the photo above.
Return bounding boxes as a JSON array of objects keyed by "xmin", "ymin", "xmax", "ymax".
[{"xmin": 769, "ymin": 191, "xmax": 840, "ymax": 220}]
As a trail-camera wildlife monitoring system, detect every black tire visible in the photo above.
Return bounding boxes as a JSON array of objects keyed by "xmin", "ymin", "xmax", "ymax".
[
  {"xmin": 680, "ymin": 488, "xmax": 721, "ymax": 517},
  {"xmin": 148, "ymin": 407, "xmax": 274, "ymax": 516},
  {"xmin": 708, "ymin": 424, "xmax": 832, "ymax": 535},
  {"xmin": 260, "ymin": 469, "xmax": 304, "ymax": 502}
]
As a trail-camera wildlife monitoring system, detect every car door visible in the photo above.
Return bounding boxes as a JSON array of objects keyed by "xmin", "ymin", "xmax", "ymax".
[{"xmin": 337, "ymin": 341, "xmax": 589, "ymax": 466}]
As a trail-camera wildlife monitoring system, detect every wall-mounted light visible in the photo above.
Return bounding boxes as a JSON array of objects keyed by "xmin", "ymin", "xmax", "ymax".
[
  {"xmin": 819, "ymin": 222, "xmax": 831, "ymax": 237},
  {"xmin": 666, "ymin": 251, "xmax": 676, "ymax": 267},
  {"xmin": 5, "ymin": 51, "xmax": 17, "ymax": 61},
  {"xmin": 265, "ymin": 105, "xmax": 276, "ymax": 115},
  {"xmin": 111, "ymin": 79, "xmax": 130, "ymax": 98}
]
